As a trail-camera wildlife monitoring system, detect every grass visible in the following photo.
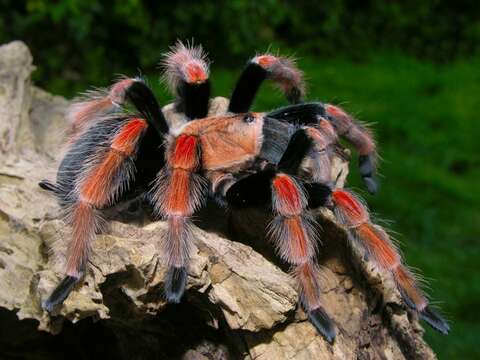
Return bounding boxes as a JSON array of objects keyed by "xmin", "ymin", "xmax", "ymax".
[{"xmin": 44, "ymin": 52, "xmax": 480, "ymax": 359}]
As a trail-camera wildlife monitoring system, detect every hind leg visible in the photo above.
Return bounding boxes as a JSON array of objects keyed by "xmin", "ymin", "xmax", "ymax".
[{"xmin": 331, "ymin": 189, "xmax": 449, "ymax": 334}]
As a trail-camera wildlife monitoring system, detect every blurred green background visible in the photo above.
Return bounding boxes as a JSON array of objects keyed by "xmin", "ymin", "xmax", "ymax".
[{"xmin": 1, "ymin": 0, "xmax": 479, "ymax": 358}]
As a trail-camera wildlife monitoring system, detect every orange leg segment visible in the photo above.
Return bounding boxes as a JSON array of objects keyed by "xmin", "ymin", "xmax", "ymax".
[
  {"xmin": 269, "ymin": 173, "xmax": 335, "ymax": 342},
  {"xmin": 331, "ymin": 189, "xmax": 449, "ymax": 334},
  {"xmin": 152, "ymin": 134, "xmax": 206, "ymax": 302},
  {"xmin": 66, "ymin": 118, "xmax": 147, "ymax": 277}
]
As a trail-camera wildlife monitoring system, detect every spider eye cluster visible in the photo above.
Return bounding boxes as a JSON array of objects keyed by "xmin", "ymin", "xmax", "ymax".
[{"xmin": 243, "ymin": 113, "xmax": 255, "ymax": 123}]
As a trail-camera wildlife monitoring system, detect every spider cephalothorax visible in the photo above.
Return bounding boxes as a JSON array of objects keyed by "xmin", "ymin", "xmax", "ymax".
[{"xmin": 40, "ymin": 41, "xmax": 449, "ymax": 343}]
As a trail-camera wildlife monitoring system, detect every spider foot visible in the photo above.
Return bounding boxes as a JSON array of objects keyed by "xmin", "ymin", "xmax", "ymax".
[
  {"xmin": 38, "ymin": 179, "xmax": 61, "ymax": 194},
  {"xmin": 358, "ymin": 155, "xmax": 378, "ymax": 194},
  {"xmin": 419, "ymin": 306, "xmax": 450, "ymax": 335},
  {"xmin": 164, "ymin": 266, "xmax": 188, "ymax": 303},
  {"xmin": 308, "ymin": 307, "xmax": 336, "ymax": 344},
  {"xmin": 42, "ymin": 275, "xmax": 79, "ymax": 312}
]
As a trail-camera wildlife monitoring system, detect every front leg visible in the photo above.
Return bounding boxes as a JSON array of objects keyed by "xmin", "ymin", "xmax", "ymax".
[
  {"xmin": 224, "ymin": 128, "xmax": 336, "ymax": 343},
  {"xmin": 229, "ymin": 54, "xmax": 305, "ymax": 113},
  {"xmin": 161, "ymin": 41, "xmax": 211, "ymax": 120},
  {"xmin": 267, "ymin": 103, "xmax": 379, "ymax": 194},
  {"xmin": 151, "ymin": 134, "xmax": 207, "ymax": 302}
]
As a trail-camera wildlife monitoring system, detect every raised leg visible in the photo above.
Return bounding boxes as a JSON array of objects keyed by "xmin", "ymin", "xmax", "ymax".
[
  {"xmin": 325, "ymin": 105, "xmax": 378, "ymax": 194},
  {"xmin": 228, "ymin": 54, "xmax": 305, "ymax": 113},
  {"xmin": 267, "ymin": 102, "xmax": 379, "ymax": 194},
  {"xmin": 43, "ymin": 117, "xmax": 150, "ymax": 311},
  {"xmin": 41, "ymin": 78, "xmax": 166, "ymax": 196},
  {"xmin": 161, "ymin": 41, "xmax": 211, "ymax": 120},
  {"xmin": 66, "ymin": 77, "xmax": 160, "ymax": 139},
  {"xmin": 151, "ymin": 134, "xmax": 207, "ymax": 302},
  {"xmin": 331, "ymin": 189, "xmax": 449, "ymax": 334}
]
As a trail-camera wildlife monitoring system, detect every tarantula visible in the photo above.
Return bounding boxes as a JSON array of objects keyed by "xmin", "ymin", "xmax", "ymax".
[{"xmin": 40, "ymin": 42, "xmax": 449, "ymax": 342}]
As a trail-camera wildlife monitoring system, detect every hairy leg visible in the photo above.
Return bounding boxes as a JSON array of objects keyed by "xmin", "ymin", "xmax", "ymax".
[
  {"xmin": 66, "ymin": 77, "xmax": 164, "ymax": 138},
  {"xmin": 229, "ymin": 54, "xmax": 305, "ymax": 113},
  {"xmin": 267, "ymin": 102, "xmax": 379, "ymax": 193},
  {"xmin": 151, "ymin": 134, "xmax": 207, "ymax": 302},
  {"xmin": 161, "ymin": 41, "xmax": 211, "ymax": 120},
  {"xmin": 325, "ymin": 105, "xmax": 378, "ymax": 194},
  {"xmin": 225, "ymin": 128, "xmax": 336, "ymax": 342},
  {"xmin": 331, "ymin": 189, "xmax": 449, "ymax": 334},
  {"xmin": 43, "ymin": 117, "xmax": 149, "ymax": 311}
]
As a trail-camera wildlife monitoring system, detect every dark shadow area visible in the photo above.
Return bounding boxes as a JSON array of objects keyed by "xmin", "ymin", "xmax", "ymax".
[{"xmin": 0, "ymin": 299, "xmax": 237, "ymax": 360}]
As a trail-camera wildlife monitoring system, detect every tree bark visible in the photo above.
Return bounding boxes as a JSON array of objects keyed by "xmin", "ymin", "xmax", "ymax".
[{"xmin": 0, "ymin": 41, "xmax": 436, "ymax": 360}]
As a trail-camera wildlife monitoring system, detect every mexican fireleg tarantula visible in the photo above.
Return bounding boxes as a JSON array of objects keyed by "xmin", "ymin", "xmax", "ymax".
[{"xmin": 39, "ymin": 41, "xmax": 449, "ymax": 342}]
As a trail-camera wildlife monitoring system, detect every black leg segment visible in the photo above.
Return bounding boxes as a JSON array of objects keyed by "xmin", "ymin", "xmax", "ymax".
[
  {"xmin": 39, "ymin": 179, "xmax": 61, "ymax": 194},
  {"xmin": 266, "ymin": 103, "xmax": 326, "ymax": 125},
  {"xmin": 125, "ymin": 80, "xmax": 169, "ymax": 135},
  {"xmin": 308, "ymin": 307, "xmax": 336, "ymax": 344},
  {"xmin": 225, "ymin": 169, "xmax": 276, "ymax": 209},
  {"xmin": 358, "ymin": 154, "xmax": 378, "ymax": 194},
  {"xmin": 164, "ymin": 266, "xmax": 188, "ymax": 303},
  {"xmin": 43, "ymin": 275, "xmax": 80, "ymax": 312},
  {"xmin": 304, "ymin": 183, "xmax": 333, "ymax": 209},
  {"xmin": 420, "ymin": 306, "xmax": 450, "ymax": 335},
  {"xmin": 228, "ymin": 62, "xmax": 267, "ymax": 113},
  {"xmin": 277, "ymin": 128, "xmax": 313, "ymax": 174},
  {"xmin": 176, "ymin": 81, "xmax": 211, "ymax": 120}
]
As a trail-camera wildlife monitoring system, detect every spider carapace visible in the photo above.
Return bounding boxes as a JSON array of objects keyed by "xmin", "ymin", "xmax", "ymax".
[{"xmin": 39, "ymin": 41, "xmax": 449, "ymax": 343}]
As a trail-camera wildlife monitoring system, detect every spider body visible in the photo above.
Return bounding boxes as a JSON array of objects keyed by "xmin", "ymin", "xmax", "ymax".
[{"xmin": 40, "ymin": 42, "xmax": 449, "ymax": 343}]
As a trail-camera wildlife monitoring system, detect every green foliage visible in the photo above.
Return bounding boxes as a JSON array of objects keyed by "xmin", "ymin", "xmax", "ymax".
[{"xmin": 1, "ymin": 1, "xmax": 479, "ymax": 95}]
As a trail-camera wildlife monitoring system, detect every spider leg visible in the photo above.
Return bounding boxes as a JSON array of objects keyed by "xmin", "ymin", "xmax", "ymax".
[
  {"xmin": 161, "ymin": 41, "xmax": 210, "ymax": 120},
  {"xmin": 225, "ymin": 129, "xmax": 336, "ymax": 343},
  {"xmin": 331, "ymin": 189, "xmax": 449, "ymax": 335},
  {"xmin": 270, "ymin": 172, "xmax": 335, "ymax": 343},
  {"xmin": 266, "ymin": 102, "xmax": 327, "ymax": 125},
  {"xmin": 41, "ymin": 79, "xmax": 165, "ymax": 196},
  {"xmin": 43, "ymin": 116, "xmax": 150, "ymax": 311},
  {"xmin": 267, "ymin": 103, "xmax": 378, "ymax": 193},
  {"xmin": 325, "ymin": 105, "xmax": 378, "ymax": 194},
  {"xmin": 151, "ymin": 134, "xmax": 207, "ymax": 303},
  {"xmin": 228, "ymin": 54, "xmax": 305, "ymax": 113},
  {"xmin": 67, "ymin": 77, "xmax": 147, "ymax": 138}
]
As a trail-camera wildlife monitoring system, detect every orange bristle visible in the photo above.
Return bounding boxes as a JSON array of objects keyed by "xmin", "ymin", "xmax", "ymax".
[
  {"xmin": 164, "ymin": 169, "xmax": 191, "ymax": 215},
  {"xmin": 284, "ymin": 217, "xmax": 309, "ymax": 259},
  {"xmin": 109, "ymin": 78, "xmax": 135, "ymax": 104},
  {"xmin": 357, "ymin": 224, "xmax": 400, "ymax": 270},
  {"xmin": 332, "ymin": 190, "xmax": 369, "ymax": 226},
  {"xmin": 111, "ymin": 118, "xmax": 147, "ymax": 154},
  {"xmin": 295, "ymin": 262, "xmax": 321, "ymax": 309},
  {"xmin": 394, "ymin": 266, "xmax": 427, "ymax": 310},
  {"xmin": 66, "ymin": 202, "xmax": 95, "ymax": 277},
  {"xmin": 325, "ymin": 104, "xmax": 347, "ymax": 119},
  {"xmin": 171, "ymin": 134, "xmax": 199, "ymax": 170},
  {"xmin": 255, "ymin": 54, "xmax": 278, "ymax": 68},
  {"xmin": 272, "ymin": 174, "xmax": 303, "ymax": 215},
  {"xmin": 80, "ymin": 151, "xmax": 122, "ymax": 206},
  {"xmin": 186, "ymin": 63, "xmax": 207, "ymax": 83}
]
